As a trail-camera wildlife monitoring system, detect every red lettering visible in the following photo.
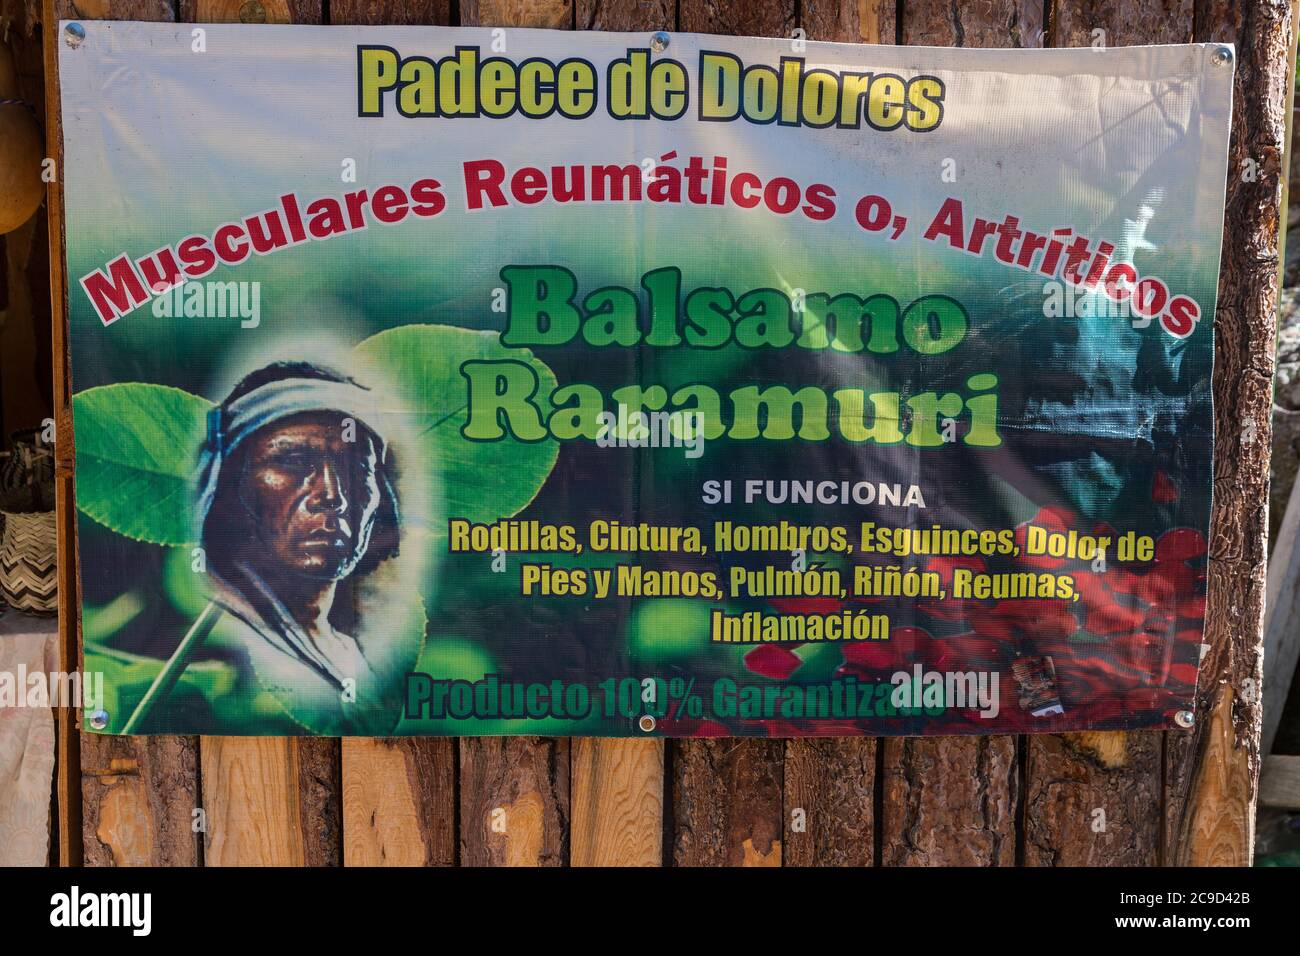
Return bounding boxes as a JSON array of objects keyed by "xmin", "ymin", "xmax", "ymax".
[
  {"xmin": 409, "ymin": 178, "xmax": 446, "ymax": 217},
  {"xmin": 80, "ymin": 255, "xmax": 149, "ymax": 326},
  {"xmin": 924, "ymin": 197, "xmax": 965, "ymax": 248},
  {"xmin": 370, "ymin": 185, "xmax": 409, "ymax": 224},
  {"xmin": 464, "ymin": 159, "xmax": 508, "ymax": 209}
]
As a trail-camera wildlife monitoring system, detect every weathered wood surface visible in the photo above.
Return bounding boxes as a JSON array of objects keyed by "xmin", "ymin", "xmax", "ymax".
[
  {"xmin": 1163, "ymin": 0, "xmax": 1289, "ymax": 867},
  {"xmin": 883, "ymin": 737, "xmax": 1017, "ymax": 866},
  {"xmin": 45, "ymin": 0, "xmax": 190, "ymax": 869},
  {"xmin": 1023, "ymin": 2, "xmax": 1169, "ymax": 868},
  {"xmin": 452, "ymin": 0, "xmax": 578, "ymax": 868},
  {"xmin": 576, "ymin": 0, "xmax": 670, "ymax": 31},
  {"xmin": 571, "ymin": 738, "xmax": 663, "ymax": 866},
  {"xmin": 801, "ymin": 0, "xmax": 894, "ymax": 43},
  {"xmin": 43, "ymin": 0, "xmax": 1281, "ymax": 867},
  {"xmin": 901, "ymin": 0, "xmax": 1043, "ymax": 46},
  {"xmin": 784, "ymin": 738, "xmax": 875, "ymax": 866},
  {"xmin": 328, "ymin": 0, "xmax": 446, "ymax": 25},
  {"xmin": 459, "ymin": 737, "xmax": 569, "ymax": 866},
  {"xmin": 201, "ymin": 736, "xmax": 340, "ymax": 866},
  {"xmin": 342, "ymin": 739, "xmax": 456, "ymax": 866},
  {"xmin": 678, "ymin": 0, "xmax": 795, "ymax": 38},
  {"xmin": 672, "ymin": 738, "xmax": 783, "ymax": 866},
  {"xmin": 44, "ymin": 8, "xmax": 78, "ymax": 862},
  {"xmin": 874, "ymin": 2, "xmax": 1028, "ymax": 870},
  {"xmin": 181, "ymin": 0, "xmax": 321, "ymax": 22},
  {"xmin": 1052, "ymin": 0, "xmax": 1192, "ymax": 46},
  {"xmin": 1024, "ymin": 733, "xmax": 1160, "ymax": 866},
  {"xmin": 80, "ymin": 736, "xmax": 199, "ymax": 866}
]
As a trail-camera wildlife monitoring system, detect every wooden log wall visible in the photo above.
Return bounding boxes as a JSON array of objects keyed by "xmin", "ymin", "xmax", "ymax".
[{"xmin": 39, "ymin": 0, "xmax": 1290, "ymax": 866}]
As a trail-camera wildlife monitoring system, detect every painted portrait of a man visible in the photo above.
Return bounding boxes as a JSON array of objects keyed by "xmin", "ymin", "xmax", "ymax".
[{"xmin": 194, "ymin": 360, "xmax": 413, "ymax": 734}]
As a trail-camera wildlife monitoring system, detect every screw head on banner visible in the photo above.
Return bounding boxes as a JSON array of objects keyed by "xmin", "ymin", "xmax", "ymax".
[
  {"xmin": 1174, "ymin": 710, "xmax": 1195, "ymax": 729},
  {"xmin": 63, "ymin": 22, "xmax": 85, "ymax": 48},
  {"xmin": 650, "ymin": 31, "xmax": 670, "ymax": 53},
  {"xmin": 1211, "ymin": 46, "xmax": 1232, "ymax": 67},
  {"xmin": 88, "ymin": 709, "xmax": 109, "ymax": 730},
  {"xmin": 638, "ymin": 714, "xmax": 656, "ymax": 732}
]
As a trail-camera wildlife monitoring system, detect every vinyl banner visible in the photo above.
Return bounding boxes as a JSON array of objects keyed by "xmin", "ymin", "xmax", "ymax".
[{"xmin": 60, "ymin": 23, "xmax": 1232, "ymax": 737}]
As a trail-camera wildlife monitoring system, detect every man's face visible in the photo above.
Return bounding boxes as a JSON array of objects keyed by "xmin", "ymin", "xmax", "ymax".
[{"xmin": 238, "ymin": 412, "xmax": 383, "ymax": 581}]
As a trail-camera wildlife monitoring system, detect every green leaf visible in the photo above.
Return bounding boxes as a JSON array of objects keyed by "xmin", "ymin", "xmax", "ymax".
[
  {"xmin": 352, "ymin": 325, "xmax": 559, "ymax": 530},
  {"xmin": 163, "ymin": 545, "xmax": 214, "ymax": 620},
  {"xmin": 82, "ymin": 592, "xmax": 145, "ymax": 644},
  {"xmin": 83, "ymin": 642, "xmax": 237, "ymax": 734},
  {"xmin": 72, "ymin": 383, "xmax": 212, "ymax": 546}
]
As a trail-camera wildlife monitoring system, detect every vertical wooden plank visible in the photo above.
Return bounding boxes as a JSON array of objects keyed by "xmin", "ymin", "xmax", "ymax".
[
  {"xmin": 201, "ymin": 736, "xmax": 339, "ymax": 866},
  {"xmin": 459, "ymin": 737, "xmax": 569, "ymax": 866},
  {"xmin": 1051, "ymin": 0, "xmax": 1192, "ymax": 46},
  {"xmin": 871, "ymin": 2, "xmax": 1028, "ymax": 869},
  {"xmin": 184, "ymin": 0, "xmax": 340, "ymax": 868},
  {"xmin": 679, "ymin": 0, "xmax": 796, "ymax": 37},
  {"xmin": 342, "ymin": 738, "xmax": 455, "ymax": 866},
  {"xmin": 323, "ymin": 0, "xmax": 458, "ymax": 871},
  {"xmin": 460, "ymin": 0, "xmax": 572, "ymax": 30},
  {"xmin": 662, "ymin": 0, "xmax": 795, "ymax": 869},
  {"xmin": 44, "ymin": 0, "xmax": 79, "ymax": 870},
  {"xmin": 329, "ymin": 0, "xmax": 449, "ymax": 24},
  {"xmin": 291, "ymin": 735, "xmax": 342, "ymax": 865},
  {"xmin": 575, "ymin": 0, "xmax": 671, "ymax": 31},
  {"xmin": 900, "ymin": 0, "xmax": 1043, "ymax": 46},
  {"xmin": 1024, "ymin": 727, "xmax": 1162, "ymax": 866},
  {"xmin": 564, "ymin": 0, "xmax": 670, "ymax": 871},
  {"xmin": 783, "ymin": 738, "xmax": 875, "ymax": 866},
  {"xmin": 1164, "ymin": 0, "xmax": 1290, "ymax": 866},
  {"xmin": 571, "ymin": 738, "xmax": 663, "ymax": 866},
  {"xmin": 801, "ymin": 0, "xmax": 896, "ymax": 43},
  {"xmin": 673, "ymin": 737, "xmax": 783, "ymax": 866},
  {"xmin": 1023, "ymin": 732, "xmax": 1160, "ymax": 865},
  {"xmin": 882, "ymin": 737, "xmax": 1018, "ymax": 865},
  {"xmin": 46, "ymin": 0, "xmax": 190, "ymax": 869},
  {"xmin": 1017, "ymin": 0, "xmax": 1190, "ymax": 868},
  {"xmin": 454, "ymin": 0, "xmax": 575, "ymax": 869},
  {"xmin": 183, "ymin": 0, "xmax": 322, "ymax": 22},
  {"xmin": 80, "ymin": 736, "xmax": 200, "ymax": 866},
  {"xmin": 771, "ymin": 0, "xmax": 894, "ymax": 869}
]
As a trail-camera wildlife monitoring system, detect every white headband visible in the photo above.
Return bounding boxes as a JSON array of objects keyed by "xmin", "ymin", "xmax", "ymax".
[{"xmin": 195, "ymin": 376, "xmax": 389, "ymax": 539}]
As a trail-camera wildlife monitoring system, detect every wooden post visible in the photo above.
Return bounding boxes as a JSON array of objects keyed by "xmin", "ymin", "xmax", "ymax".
[
  {"xmin": 1163, "ymin": 0, "xmax": 1290, "ymax": 867},
  {"xmin": 45, "ymin": 0, "xmax": 200, "ymax": 868},
  {"xmin": 342, "ymin": 738, "xmax": 456, "ymax": 866},
  {"xmin": 459, "ymin": 737, "xmax": 569, "ymax": 866}
]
